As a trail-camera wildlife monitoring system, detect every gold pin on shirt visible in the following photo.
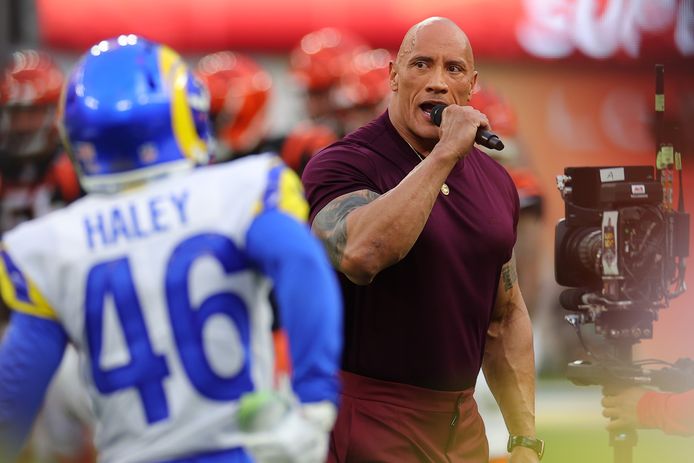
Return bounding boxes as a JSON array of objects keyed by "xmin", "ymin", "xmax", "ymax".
[{"xmin": 406, "ymin": 141, "xmax": 450, "ymax": 196}]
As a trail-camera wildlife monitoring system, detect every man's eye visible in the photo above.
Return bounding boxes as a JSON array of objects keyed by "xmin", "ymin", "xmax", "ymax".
[
  {"xmin": 415, "ymin": 61, "xmax": 427, "ymax": 69},
  {"xmin": 449, "ymin": 65, "xmax": 462, "ymax": 73}
]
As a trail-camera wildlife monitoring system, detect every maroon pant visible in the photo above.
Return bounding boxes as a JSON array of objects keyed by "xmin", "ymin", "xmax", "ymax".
[{"xmin": 329, "ymin": 371, "xmax": 489, "ymax": 463}]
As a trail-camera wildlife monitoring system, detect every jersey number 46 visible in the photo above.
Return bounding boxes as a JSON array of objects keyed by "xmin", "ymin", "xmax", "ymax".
[{"xmin": 85, "ymin": 233, "xmax": 253, "ymax": 424}]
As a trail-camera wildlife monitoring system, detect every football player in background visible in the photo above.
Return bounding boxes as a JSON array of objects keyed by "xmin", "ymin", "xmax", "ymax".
[
  {"xmin": 278, "ymin": 28, "xmax": 369, "ymax": 176},
  {"xmin": 1, "ymin": 48, "xmax": 92, "ymax": 463},
  {"xmin": 0, "ymin": 36, "xmax": 342, "ymax": 463},
  {"xmin": 0, "ymin": 49, "xmax": 81, "ymax": 235},
  {"xmin": 282, "ymin": 31, "xmax": 391, "ymax": 176},
  {"xmin": 327, "ymin": 47, "xmax": 392, "ymax": 136},
  {"xmin": 288, "ymin": 27, "xmax": 368, "ymax": 131},
  {"xmin": 279, "ymin": 122, "xmax": 338, "ymax": 177},
  {"xmin": 194, "ymin": 51, "xmax": 274, "ymax": 162}
]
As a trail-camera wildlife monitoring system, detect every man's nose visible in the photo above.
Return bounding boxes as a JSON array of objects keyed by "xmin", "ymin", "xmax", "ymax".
[{"xmin": 425, "ymin": 66, "xmax": 448, "ymax": 93}]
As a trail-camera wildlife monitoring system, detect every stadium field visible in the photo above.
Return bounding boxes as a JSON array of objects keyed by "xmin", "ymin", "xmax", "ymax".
[{"xmin": 534, "ymin": 380, "xmax": 694, "ymax": 463}]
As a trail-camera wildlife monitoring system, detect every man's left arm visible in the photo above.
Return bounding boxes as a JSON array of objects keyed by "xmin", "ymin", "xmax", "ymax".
[{"xmin": 482, "ymin": 251, "xmax": 539, "ymax": 462}]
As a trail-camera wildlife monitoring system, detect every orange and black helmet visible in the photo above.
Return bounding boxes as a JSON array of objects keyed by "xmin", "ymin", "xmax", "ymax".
[
  {"xmin": 331, "ymin": 48, "xmax": 392, "ymax": 110},
  {"xmin": 289, "ymin": 27, "xmax": 368, "ymax": 93},
  {"xmin": 196, "ymin": 51, "xmax": 272, "ymax": 159},
  {"xmin": 280, "ymin": 122, "xmax": 338, "ymax": 175},
  {"xmin": 1, "ymin": 50, "xmax": 65, "ymax": 160}
]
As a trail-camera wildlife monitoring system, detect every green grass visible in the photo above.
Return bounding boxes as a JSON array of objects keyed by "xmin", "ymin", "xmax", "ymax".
[
  {"xmin": 538, "ymin": 424, "xmax": 694, "ymax": 463},
  {"xmin": 534, "ymin": 380, "xmax": 694, "ymax": 463}
]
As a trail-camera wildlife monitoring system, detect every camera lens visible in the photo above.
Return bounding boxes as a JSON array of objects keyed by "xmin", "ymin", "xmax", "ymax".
[{"xmin": 566, "ymin": 227, "xmax": 602, "ymax": 276}]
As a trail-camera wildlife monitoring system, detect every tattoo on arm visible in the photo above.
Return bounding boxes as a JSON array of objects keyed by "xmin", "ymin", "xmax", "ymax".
[
  {"xmin": 490, "ymin": 251, "xmax": 519, "ymax": 326},
  {"xmin": 312, "ymin": 190, "xmax": 380, "ymax": 267},
  {"xmin": 500, "ymin": 253, "xmax": 518, "ymax": 292}
]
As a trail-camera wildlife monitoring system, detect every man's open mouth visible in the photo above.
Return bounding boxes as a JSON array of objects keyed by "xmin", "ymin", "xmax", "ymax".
[{"xmin": 419, "ymin": 102, "xmax": 444, "ymax": 121}]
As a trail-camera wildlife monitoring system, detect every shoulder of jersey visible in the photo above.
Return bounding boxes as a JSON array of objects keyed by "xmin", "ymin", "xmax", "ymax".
[
  {"xmin": 194, "ymin": 152, "xmax": 281, "ymax": 180},
  {"xmin": 4, "ymin": 191, "xmax": 88, "ymax": 240},
  {"xmin": 5, "ymin": 154, "xmax": 284, "ymax": 240}
]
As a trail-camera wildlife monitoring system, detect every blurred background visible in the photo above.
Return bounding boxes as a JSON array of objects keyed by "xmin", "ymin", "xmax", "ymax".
[{"xmin": 1, "ymin": 0, "xmax": 693, "ymax": 461}]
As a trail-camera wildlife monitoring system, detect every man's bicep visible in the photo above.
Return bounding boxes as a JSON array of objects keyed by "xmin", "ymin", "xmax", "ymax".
[{"xmin": 311, "ymin": 189, "xmax": 380, "ymax": 267}]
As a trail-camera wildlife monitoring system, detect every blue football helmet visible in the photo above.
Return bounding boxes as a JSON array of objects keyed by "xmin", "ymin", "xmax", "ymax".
[{"xmin": 59, "ymin": 35, "xmax": 213, "ymax": 193}]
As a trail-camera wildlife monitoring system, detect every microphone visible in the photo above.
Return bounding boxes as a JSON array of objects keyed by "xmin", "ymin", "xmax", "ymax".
[
  {"xmin": 430, "ymin": 104, "xmax": 505, "ymax": 151},
  {"xmin": 559, "ymin": 288, "xmax": 595, "ymax": 311}
]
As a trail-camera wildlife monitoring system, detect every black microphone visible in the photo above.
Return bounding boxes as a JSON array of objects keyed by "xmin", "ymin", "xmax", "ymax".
[
  {"xmin": 559, "ymin": 288, "xmax": 595, "ymax": 311},
  {"xmin": 430, "ymin": 104, "xmax": 505, "ymax": 151}
]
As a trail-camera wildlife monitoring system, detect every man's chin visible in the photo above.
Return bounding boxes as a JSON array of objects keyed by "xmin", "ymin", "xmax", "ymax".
[{"xmin": 414, "ymin": 126, "xmax": 439, "ymax": 143}]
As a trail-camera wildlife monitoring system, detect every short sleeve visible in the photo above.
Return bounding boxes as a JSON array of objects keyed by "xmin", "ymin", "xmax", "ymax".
[
  {"xmin": 301, "ymin": 144, "xmax": 380, "ymax": 224},
  {"xmin": 0, "ymin": 247, "xmax": 58, "ymax": 320},
  {"xmin": 255, "ymin": 161, "xmax": 309, "ymax": 223}
]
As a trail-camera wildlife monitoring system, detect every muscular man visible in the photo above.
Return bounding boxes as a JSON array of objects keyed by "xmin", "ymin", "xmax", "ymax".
[{"xmin": 302, "ymin": 17, "xmax": 542, "ymax": 462}]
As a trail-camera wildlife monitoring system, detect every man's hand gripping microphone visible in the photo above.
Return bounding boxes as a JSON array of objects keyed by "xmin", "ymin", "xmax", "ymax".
[{"xmin": 430, "ymin": 104, "xmax": 505, "ymax": 151}]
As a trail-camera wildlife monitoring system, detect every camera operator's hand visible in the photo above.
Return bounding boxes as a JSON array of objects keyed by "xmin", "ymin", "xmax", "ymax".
[{"xmin": 601, "ymin": 387, "xmax": 649, "ymax": 431}]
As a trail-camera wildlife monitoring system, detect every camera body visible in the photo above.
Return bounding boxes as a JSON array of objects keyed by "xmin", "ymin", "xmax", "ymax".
[{"xmin": 555, "ymin": 165, "xmax": 688, "ymax": 341}]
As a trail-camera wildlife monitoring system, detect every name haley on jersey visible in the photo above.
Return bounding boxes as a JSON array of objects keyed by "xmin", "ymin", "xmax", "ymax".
[{"xmin": 84, "ymin": 189, "xmax": 190, "ymax": 250}]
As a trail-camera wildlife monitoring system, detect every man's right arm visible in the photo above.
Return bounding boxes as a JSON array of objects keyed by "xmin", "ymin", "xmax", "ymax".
[
  {"xmin": 311, "ymin": 151, "xmax": 457, "ymax": 285},
  {"xmin": 310, "ymin": 105, "xmax": 488, "ymax": 285}
]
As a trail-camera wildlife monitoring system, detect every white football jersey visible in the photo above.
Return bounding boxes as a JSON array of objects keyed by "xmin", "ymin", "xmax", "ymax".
[{"xmin": 1, "ymin": 154, "xmax": 308, "ymax": 462}]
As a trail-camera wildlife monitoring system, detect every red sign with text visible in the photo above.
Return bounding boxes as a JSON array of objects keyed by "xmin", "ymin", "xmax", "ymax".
[{"xmin": 38, "ymin": 0, "xmax": 693, "ymax": 62}]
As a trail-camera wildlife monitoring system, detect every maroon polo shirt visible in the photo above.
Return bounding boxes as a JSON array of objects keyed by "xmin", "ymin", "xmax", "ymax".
[{"xmin": 302, "ymin": 111, "xmax": 519, "ymax": 391}]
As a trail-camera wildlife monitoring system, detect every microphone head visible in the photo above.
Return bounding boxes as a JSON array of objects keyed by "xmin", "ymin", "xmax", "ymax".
[
  {"xmin": 487, "ymin": 136, "xmax": 505, "ymax": 151},
  {"xmin": 430, "ymin": 104, "xmax": 446, "ymax": 127}
]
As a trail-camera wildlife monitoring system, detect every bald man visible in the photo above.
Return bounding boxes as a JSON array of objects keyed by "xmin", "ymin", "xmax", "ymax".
[{"xmin": 302, "ymin": 17, "xmax": 542, "ymax": 462}]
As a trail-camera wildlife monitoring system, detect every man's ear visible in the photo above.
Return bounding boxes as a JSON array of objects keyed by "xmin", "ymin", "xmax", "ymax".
[
  {"xmin": 389, "ymin": 61, "xmax": 398, "ymax": 92},
  {"xmin": 467, "ymin": 71, "xmax": 479, "ymax": 103}
]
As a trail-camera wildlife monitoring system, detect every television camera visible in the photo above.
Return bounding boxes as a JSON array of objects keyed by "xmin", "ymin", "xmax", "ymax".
[{"xmin": 554, "ymin": 65, "xmax": 693, "ymax": 463}]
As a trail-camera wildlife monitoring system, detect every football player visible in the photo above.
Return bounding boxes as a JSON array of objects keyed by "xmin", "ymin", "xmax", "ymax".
[
  {"xmin": 194, "ymin": 51, "xmax": 273, "ymax": 162},
  {"xmin": 0, "ymin": 49, "xmax": 81, "ymax": 234},
  {"xmin": 0, "ymin": 36, "xmax": 342, "ymax": 463}
]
